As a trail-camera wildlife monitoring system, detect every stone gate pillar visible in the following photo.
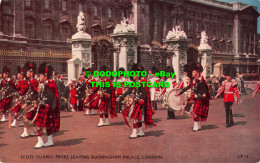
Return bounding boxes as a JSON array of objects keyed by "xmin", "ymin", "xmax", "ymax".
[
  {"xmin": 110, "ymin": 18, "xmax": 139, "ymax": 71},
  {"xmin": 68, "ymin": 11, "xmax": 92, "ymax": 82},
  {"xmin": 163, "ymin": 25, "xmax": 188, "ymax": 83},
  {"xmin": 198, "ymin": 31, "xmax": 212, "ymax": 78}
]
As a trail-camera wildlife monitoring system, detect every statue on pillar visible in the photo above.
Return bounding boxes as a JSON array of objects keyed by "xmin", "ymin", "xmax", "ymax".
[
  {"xmin": 113, "ymin": 18, "xmax": 136, "ymax": 33},
  {"xmin": 77, "ymin": 11, "xmax": 86, "ymax": 32},
  {"xmin": 166, "ymin": 25, "xmax": 187, "ymax": 40},
  {"xmin": 198, "ymin": 31, "xmax": 212, "ymax": 50}
]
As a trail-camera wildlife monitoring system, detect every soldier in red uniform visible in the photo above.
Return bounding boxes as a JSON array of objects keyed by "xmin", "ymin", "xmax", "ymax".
[
  {"xmin": 97, "ymin": 65, "xmax": 117, "ymax": 127},
  {"xmin": 177, "ymin": 63, "xmax": 210, "ymax": 132},
  {"xmin": 115, "ymin": 67, "xmax": 127, "ymax": 113},
  {"xmin": 149, "ymin": 66, "xmax": 161, "ymax": 111},
  {"xmin": 0, "ymin": 66, "xmax": 16, "ymax": 122},
  {"xmin": 84, "ymin": 68, "xmax": 100, "ymax": 115},
  {"xmin": 33, "ymin": 63, "xmax": 60, "ymax": 149},
  {"xmin": 215, "ymin": 65, "xmax": 239, "ymax": 127},
  {"xmin": 20, "ymin": 62, "xmax": 39, "ymax": 138},
  {"xmin": 10, "ymin": 65, "xmax": 29, "ymax": 127}
]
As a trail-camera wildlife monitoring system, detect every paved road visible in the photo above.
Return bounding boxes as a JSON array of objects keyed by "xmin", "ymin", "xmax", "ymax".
[{"xmin": 0, "ymin": 95, "xmax": 259, "ymax": 163}]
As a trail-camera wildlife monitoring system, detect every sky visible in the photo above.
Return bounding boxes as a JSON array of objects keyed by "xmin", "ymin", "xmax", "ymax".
[{"xmin": 219, "ymin": 0, "xmax": 260, "ymax": 33}]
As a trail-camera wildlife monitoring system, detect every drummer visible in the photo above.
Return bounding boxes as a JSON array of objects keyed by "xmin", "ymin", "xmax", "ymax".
[{"xmin": 165, "ymin": 66, "xmax": 178, "ymax": 119}]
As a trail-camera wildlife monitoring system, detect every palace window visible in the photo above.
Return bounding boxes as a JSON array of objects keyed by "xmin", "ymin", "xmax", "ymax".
[
  {"xmin": 79, "ymin": 3, "xmax": 83, "ymax": 12},
  {"xmin": 25, "ymin": 17, "xmax": 35, "ymax": 38},
  {"xmin": 2, "ymin": 16, "xmax": 13, "ymax": 36},
  {"xmin": 62, "ymin": 0, "xmax": 67, "ymax": 12},
  {"xmin": 187, "ymin": 21, "xmax": 191, "ymax": 31},
  {"xmin": 108, "ymin": 8, "xmax": 112, "ymax": 18},
  {"xmin": 25, "ymin": 0, "xmax": 32, "ymax": 8},
  {"xmin": 44, "ymin": 0, "xmax": 50, "ymax": 10},
  {"xmin": 60, "ymin": 22, "xmax": 71, "ymax": 41},
  {"xmin": 43, "ymin": 20, "xmax": 53, "ymax": 40},
  {"xmin": 93, "ymin": 6, "xmax": 98, "ymax": 16}
]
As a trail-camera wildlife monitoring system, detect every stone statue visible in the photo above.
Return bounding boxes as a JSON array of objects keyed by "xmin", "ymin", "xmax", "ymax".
[
  {"xmin": 77, "ymin": 11, "xmax": 86, "ymax": 32},
  {"xmin": 166, "ymin": 25, "xmax": 187, "ymax": 40},
  {"xmin": 200, "ymin": 31, "xmax": 209, "ymax": 45},
  {"xmin": 113, "ymin": 18, "xmax": 136, "ymax": 33}
]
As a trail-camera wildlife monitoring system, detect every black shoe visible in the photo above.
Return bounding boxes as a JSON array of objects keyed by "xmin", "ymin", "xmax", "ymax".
[{"xmin": 225, "ymin": 124, "xmax": 231, "ymax": 127}]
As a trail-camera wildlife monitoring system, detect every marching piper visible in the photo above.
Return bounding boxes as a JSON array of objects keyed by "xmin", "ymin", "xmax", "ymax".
[
  {"xmin": 0, "ymin": 66, "xmax": 16, "ymax": 122},
  {"xmin": 33, "ymin": 63, "xmax": 60, "ymax": 149},
  {"xmin": 176, "ymin": 63, "xmax": 210, "ymax": 132},
  {"xmin": 20, "ymin": 62, "xmax": 39, "ymax": 138},
  {"xmin": 97, "ymin": 65, "xmax": 117, "ymax": 127},
  {"xmin": 215, "ymin": 65, "xmax": 239, "ymax": 127},
  {"xmin": 10, "ymin": 65, "xmax": 29, "ymax": 127},
  {"xmin": 118, "ymin": 64, "xmax": 156, "ymax": 139},
  {"xmin": 115, "ymin": 67, "xmax": 127, "ymax": 113},
  {"xmin": 84, "ymin": 68, "xmax": 100, "ymax": 115}
]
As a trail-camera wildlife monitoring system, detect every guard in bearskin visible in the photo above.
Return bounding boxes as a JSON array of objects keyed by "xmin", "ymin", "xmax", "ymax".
[
  {"xmin": 176, "ymin": 63, "xmax": 210, "ymax": 132},
  {"xmin": 0, "ymin": 66, "xmax": 16, "ymax": 122},
  {"xmin": 84, "ymin": 67, "xmax": 100, "ymax": 115},
  {"xmin": 118, "ymin": 64, "xmax": 156, "ymax": 139},
  {"xmin": 215, "ymin": 65, "xmax": 239, "ymax": 127},
  {"xmin": 10, "ymin": 65, "xmax": 29, "ymax": 127},
  {"xmin": 149, "ymin": 66, "xmax": 161, "ymax": 111},
  {"xmin": 33, "ymin": 63, "xmax": 60, "ymax": 149},
  {"xmin": 115, "ymin": 67, "xmax": 127, "ymax": 113},
  {"xmin": 97, "ymin": 65, "xmax": 117, "ymax": 127},
  {"xmin": 178, "ymin": 64, "xmax": 193, "ymax": 114},
  {"xmin": 20, "ymin": 62, "xmax": 39, "ymax": 138}
]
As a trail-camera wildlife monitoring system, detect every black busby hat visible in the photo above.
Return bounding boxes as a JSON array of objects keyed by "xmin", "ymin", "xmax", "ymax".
[
  {"xmin": 223, "ymin": 65, "xmax": 236, "ymax": 78},
  {"xmin": 24, "ymin": 61, "xmax": 36, "ymax": 73},
  {"xmin": 166, "ymin": 66, "xmax": 175, "ymax": 74},
  {"xmin": 190, "ymin": 62, "xmax": 203, "ymax": 72},
  {"xmin": 38, "ymin": 63, "xmax": 54, "ymax": 79},
  {"xmin": 82, "ymin": 67, "xmax": 87, "ymax": 73},
  {"xmin": 130, "ymin": 63, "xmax": 139, "ymax": 72},
  {"xmin": 2, "ymin": 65, "xmax": 11, "ymax": 74},
  {"xmin": 151, "ymin": 66, "xmax": 159, "ymax": 74},
  {"xmin": 17, "ymin": 65, "xmax": 24, "ymax": 75},
  {"xmin": 118, "ymin": 67, "xmax": 126, "ymax": 72},
  {"xmin": 99, "ymin": 65, "xmax": 109, "ymax": 72},
  {"xmin": 86, "ymin": 67, "xmax": 93, "ymax": 73},
  {"xmin": 184, "ymin": 64, "xmax": 190, "ymax": 73}
]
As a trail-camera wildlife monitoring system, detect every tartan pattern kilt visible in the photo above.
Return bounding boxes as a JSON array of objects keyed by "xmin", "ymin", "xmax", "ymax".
[
  {"xmin": 11, "ymin": 103, "xmax": 21, "ymax": 112},
  {"xmin": 0, "ymin": 97, "xmax": 13, "ymax": 112},
  {"xmin": 33, "ymin": 105, "xmax": 60, "ymax": 133},
  {"xmin": 86, "ymin": 93, "xmax": 100, "ymax": 110},
  {"xmin": 98, "ymin": 98, "xmax": 109, "ymax": 113},
  {"xmin": 122, "ymin": 102, "xmax": 143, "ymax": 120},
  {"xmin": 193, "ymin": 98, "xmax": 209, "ymax": 122},
  {"xmin": 25, "ymin": 108, "xmax": 37, "ymax": 121}
]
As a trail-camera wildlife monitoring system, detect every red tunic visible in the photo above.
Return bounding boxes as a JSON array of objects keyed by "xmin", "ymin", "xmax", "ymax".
[
  {"xmin": 216, "ymin": 80, "xmax": 239, "ymax": 102},
  {"xmin": 253, "ymin": 84, "xmax": 260, "ymax": 97},
  {"xmin": 70, "ymin": 89, "xmax": 77, "ymax": 105},
  {"xmin": 0, "ymin": 78, "xmax": 16, "ymax": 113},
  {"xmin": 25, "ymin": 78, "xmax": 39, "ymax": 120},
  {"xmin": 84, "ymin": 78, "xmax": 100, "ymax": 110},
  {"xmin": 12, "ymin": 79, "xmax": 29, "ymax": 112}
]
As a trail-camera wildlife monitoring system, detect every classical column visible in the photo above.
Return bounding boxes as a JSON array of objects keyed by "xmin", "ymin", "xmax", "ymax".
[
  {"xmin": 198, "ymin": 31, "xmax": 212, "ymax": 78},
  {"xmin": 110, "ymin": 18, "xmax": 139, "ymax": 71},
  {"xmin": 163, "ymin": 25, "xmax": 188, "ymax": 83},
  {"xmin": 68, "ymin": 11, "xmax": 92, "ymax": 82}
]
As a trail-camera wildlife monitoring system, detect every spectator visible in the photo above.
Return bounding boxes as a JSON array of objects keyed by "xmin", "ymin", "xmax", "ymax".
[{"xmin": 69, "ymin": 82, "xmax": 78, "ymax": 112}]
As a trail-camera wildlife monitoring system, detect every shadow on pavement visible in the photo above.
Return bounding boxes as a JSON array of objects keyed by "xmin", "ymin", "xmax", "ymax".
[
  {"xmin": 234, "ymin": 121, "xmax": 247, "ymax": 126},
  {"xmin": 153, "ymin": 118, "xmax": 162, "ymax": 123},
  {"xmin": 54, "ymin": 138, "xmax": 87, "ymax": 147},
  {"xmin": 0, "ymin": 132, "xmax": 5, "ymax": 135},
  {"xmin": 175, "ymin": 116, "xmax": 192, "ymax": 120},
  {"xmin": 0, "ymin": 144, "xmax": 8, "ymax": 147},
  {"xmin": 201, "ymin": 125, "xmax": 219, "ymax": 130},
  {"xmin": 233, "ymin": 114, "xmax": 245, "ymax": 118},
  {"xmin": 112, "ymin": 121, "xmax": 126, "ymax": 126},
  {"xmin": 145, "ymin": 130, "xmax": 165, "ymax": 137},
  {"xmin": 61, "ymin": 115, "xmax": 73, "ymax": 119},
  {"xmin": 53, "ymin": 130, "xmax": 69, "ymax": 137}
]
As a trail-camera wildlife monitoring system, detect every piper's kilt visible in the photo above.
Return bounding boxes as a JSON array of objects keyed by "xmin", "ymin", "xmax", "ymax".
[
  {"xmin": 33, "ymin": 105, "xmax": 60, "ymax": 133},
  {"xmin": 11, "ymin": 103, "xmax": 21, "ymax": 112},
  {"xmin": 25, "ymin": 108, "xmax": 37, "ymax": 121},
  {"xmin": 122, "ymin": 102, "xmax": 143, "ymax": 120},
  {"xmin": 98, "ymin": 98, "xmax": 109, "ymax": 113},
  {"xmin": 86, "ymin": 93, "xmax": 100, "ymax": 110},
  {"xmin": 0, "ymin": 97, "xmax": 13, "ymax": 113},
  {"xmin": 193, "ymin": 98, "xmax": 209, "ymax": 122}
]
